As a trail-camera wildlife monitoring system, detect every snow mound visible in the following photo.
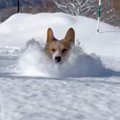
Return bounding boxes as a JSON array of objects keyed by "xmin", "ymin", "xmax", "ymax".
[
  {"xmin": 14, "ymin": 39, "xmax": 107, "ymax": 78},
  {"xmin": 0, "ymin": 12, "xmax": 120, "ymax": 77},
  {"xmin": 0, "ymin": 12, "xmax": 120, "ymax": 57}
]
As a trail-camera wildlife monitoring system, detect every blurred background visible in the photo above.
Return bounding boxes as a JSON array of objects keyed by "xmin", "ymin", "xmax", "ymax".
[{"xmin": 0, "ymin": 0, "xmax": 119, "ymax": 27}]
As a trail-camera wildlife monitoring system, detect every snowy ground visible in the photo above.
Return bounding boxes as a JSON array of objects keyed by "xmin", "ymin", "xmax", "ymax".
[
  {"xmin": 0, "ymin": 12, "xmax": 120, "ymax": 120},
  {"xmin": 1, "ymin": 77, "xmax": 120, "ymax": 120}
]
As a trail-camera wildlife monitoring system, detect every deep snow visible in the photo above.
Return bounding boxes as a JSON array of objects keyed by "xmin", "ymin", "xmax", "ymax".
[
  {"xmin": 0, "ymin": 12, "xmax": 120, "ymax": 120},
  {"xmin": 0, "ymin": 13, "xmax": 120, "ymax": 77},
  {"xmin": 13, "ymin": 39, "xmax": 107, "ymax": 77},
  {"xmin": 1, "ymin": 77, "xmax": 120, "ymax": 120}
]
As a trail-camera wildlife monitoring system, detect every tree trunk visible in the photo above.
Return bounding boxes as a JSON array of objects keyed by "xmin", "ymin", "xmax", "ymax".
[{"xmin": 17, "ymin": 0, "xmax": 20, "ymax": 13}]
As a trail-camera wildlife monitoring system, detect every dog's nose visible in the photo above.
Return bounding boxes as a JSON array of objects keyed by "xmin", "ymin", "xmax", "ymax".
[{"xmin": 55, "ymin": 56, "xmax": 61, "ymax": 63}]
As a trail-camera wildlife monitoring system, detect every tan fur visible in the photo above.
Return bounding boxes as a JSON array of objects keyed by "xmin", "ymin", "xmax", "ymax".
[{"xmin": 45, "ymin": 28, "xmax": 75, "ymax": 63}]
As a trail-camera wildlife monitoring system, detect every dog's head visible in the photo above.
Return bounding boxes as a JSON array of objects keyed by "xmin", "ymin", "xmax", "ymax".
[{"xmin": 45, "ymin": 28, "xmax": 75, "ymax": 63}]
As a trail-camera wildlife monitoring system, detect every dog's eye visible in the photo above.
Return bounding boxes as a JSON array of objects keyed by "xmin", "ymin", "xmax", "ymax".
[
  {"xmin": 62, "ymin": 49, "xmax": 67, "ymax": 53},
  {"xmin": 51, "ymin": 49, "xmax": 56, "ymax": 52}
]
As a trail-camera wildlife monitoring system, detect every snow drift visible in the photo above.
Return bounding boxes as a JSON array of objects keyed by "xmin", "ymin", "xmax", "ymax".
[
  {"xmin": 13, "ymin": 39, "xmax": 112, "ymax": 78},
  {"xmin": 0, "ymin": 12, "xmax": 120, "ymax": 78},
  {"xmin": 0, "ymin": 12, "xmax": 120, "ymax": 57}
]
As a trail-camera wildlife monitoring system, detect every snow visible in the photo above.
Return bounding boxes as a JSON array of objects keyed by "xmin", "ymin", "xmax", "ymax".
[
  {"xmin": 0, "ymin": 12, "xmax": 120, "ymax": 120},
  {"xmin": 0, "ymin": 12, "xmax": 120, "ymax": 57},
  {"xmin": 14, "ymin": 39, "xmax": 107, "ymax": 77},
  {"xmin": 1, "ymin": 77, "xmax": 120, "ymax": 120}
]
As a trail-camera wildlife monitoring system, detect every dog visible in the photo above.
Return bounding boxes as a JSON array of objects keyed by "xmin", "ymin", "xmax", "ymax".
[{"xmin": 45, "ymin": 28, "xmax": 75, "ymax": 63}]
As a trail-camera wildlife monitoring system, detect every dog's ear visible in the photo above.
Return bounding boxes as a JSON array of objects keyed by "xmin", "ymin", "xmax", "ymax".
[
  {"xmin": 64, "ymin": 28, "xmax": 75, "ymax": 45},
  {"xmin": 47, "ymin": 28, "xmax": 55, "ymax": 43}
]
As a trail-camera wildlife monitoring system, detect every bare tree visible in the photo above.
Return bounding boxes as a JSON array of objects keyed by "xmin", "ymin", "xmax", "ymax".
[{"xmin": 53, "ymin": 0, "xmax": 96, "ymax": 16}]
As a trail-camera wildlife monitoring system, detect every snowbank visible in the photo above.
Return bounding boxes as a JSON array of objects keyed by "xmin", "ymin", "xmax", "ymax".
[
  {"xmin": 0, "ymin": 12, "xmax": 120, "ymax": 77},
  {"xmin": 0, "ymin": 12, "xmax": 120, "ymax": 57},
  {"xmin": 13, "ymin": 39, "xmax": 116, "ymax": 78}
]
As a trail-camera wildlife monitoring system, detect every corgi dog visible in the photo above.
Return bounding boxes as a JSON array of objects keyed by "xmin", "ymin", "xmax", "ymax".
[{"xmin": 45, "ymin": 28, "xmax": 75, "ymax": 63}]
